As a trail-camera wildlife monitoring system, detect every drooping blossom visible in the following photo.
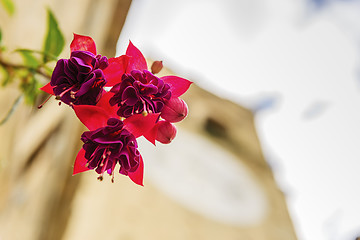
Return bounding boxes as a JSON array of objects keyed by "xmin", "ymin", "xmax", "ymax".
[
  {"xmin": 106, "ymin": 42, "xmax": 192, "ymax": 119},
  {"xmin": 40, "ymin": 34, "xmax": 109, "ymax": 106},
  {"xmin": 104, "ymin": 41, "xmax": 192, "ymax": 144},
  {"xmin": 38, "ymin": 33, "xmax": 193, "ymax": 186},
  {"xmin": 80, "ymin": 118, "xmax": 141, "ymax": 183},
  {"xmin": 109, "ymin": 70, "xmax": 172, "ymax": 118},
  {"xmin": 72, "ymin": 93, "xmax": 159, "ymax": 185}
]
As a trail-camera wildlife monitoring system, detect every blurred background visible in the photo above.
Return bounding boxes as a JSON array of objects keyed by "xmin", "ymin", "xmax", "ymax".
[{"xmin": 0, "ymin": 0, "xmax": 360, "ymax": 240}]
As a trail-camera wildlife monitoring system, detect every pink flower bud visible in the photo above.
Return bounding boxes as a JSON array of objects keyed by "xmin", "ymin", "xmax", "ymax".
[
  {"xmin": 161, "ymin": 97, "xmax": 188, "ymax": 123},
  {"xmin": 151, "ymin": 60, "xmax": 163, "ymax": 74},
  {"xmin": 156, "ymin": 120, "xmax": 177, "ymax": 144}
]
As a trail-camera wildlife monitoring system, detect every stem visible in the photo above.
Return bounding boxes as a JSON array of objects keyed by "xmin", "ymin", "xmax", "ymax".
[
  {"xmin": 0, "ymin": 58, "xmax": 51, "ymax": 79},
  {"xmin": 0, "ymin": 95, "xmax": 23, "ymax": 126}
]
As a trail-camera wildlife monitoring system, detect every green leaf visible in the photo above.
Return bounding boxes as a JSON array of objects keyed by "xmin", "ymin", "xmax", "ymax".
[
  {"xmin": 17, "ymin": 50, "xmax": 39, "ymax": 68},
  {"xmin": 43, "ymin": 9, "xmax": 64, "ymax": 63},
  {"xmin": 0, "ymin": 65, "xmax": 11, "ymax": 86},
  {"xmin": 0, "ymin": 0, "xmax": 15, "ymax": 16},
  {"xmin": 0, "ymin": 28, "xmax": 2, "ymax": 45}
]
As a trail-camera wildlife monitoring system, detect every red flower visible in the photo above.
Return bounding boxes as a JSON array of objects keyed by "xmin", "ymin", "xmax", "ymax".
[
  {"xmin": 40, "ymin": 34, "xmax": 109, "ymax": 106},
  {"xmin": 39, "ymin": 34, "xmax": 128, "ymax": 107},
  {"xmin": 105, "ymin": 41, "xmax": 192, "ymax": 144},
  {"xmin": 106, "ymin": 42, "xmax": 192, "ymax": 114},
  {"xmin": 72, "ymin": 92, "xmax": 159, "ymax": 186},
  {"xmin": 38, "ymin": 33, "xmax": 193, "ymax": 186}
]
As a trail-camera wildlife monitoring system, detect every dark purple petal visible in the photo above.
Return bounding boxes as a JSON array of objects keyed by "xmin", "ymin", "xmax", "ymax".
[
  {"xmin": 50, "ymin": 50, "xmax": 108, "ymax": 106},
  {"xmin": 122, "ymin": 86, "xmax": 139, "ymax": 106},
  {"xmin": 79, "ymin": 118, "xmax": 143, "ymax": 183},
  {"xmin": 109, "ymin": 70, "xmax": 171, "ymax": 118}
]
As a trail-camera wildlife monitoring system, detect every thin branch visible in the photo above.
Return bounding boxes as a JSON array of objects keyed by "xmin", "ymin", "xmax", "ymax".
[
  {"xmin": 0, "ymin": 58, "xmax": 51, "ymax": 79},
  {"xmin": 0, "ymin": 95, "xmax": 23, "ymax": 126}
]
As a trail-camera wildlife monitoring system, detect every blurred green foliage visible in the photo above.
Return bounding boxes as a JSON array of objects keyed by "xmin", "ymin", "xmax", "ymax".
[
  {"xmin": 0, "ymin": 8, "xmax": 64, "ymax": 124},
  {"xmin": 1, "ymin": 0, "xmax": 15, "ymax": 16}
]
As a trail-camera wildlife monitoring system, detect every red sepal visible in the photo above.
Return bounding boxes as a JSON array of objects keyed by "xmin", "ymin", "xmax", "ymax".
[
  {"xmin": 126, "ymin": 41, "xmax": 148, "ymax": 72},
  {"xmin": 40, "ymin": 82, "xmax": 54, "ymax": 95},
  {"xmin": 73, "ymin": 148, "xmax": 90, "ymax": 175},
  {"xmin": 73, "ymin": 105, "xmax": 110, "ymax": 131},
  {"xmin": 96, "ymin": 91, "xmax": 118, "ymax": 118},
  {"xmin": 161, "ymin": 76, "xmax": 192, "ymax": 98},
  {"xmin": 143, "ymin": 124, "xmax": 159, "ymax": 145},
  {"xmin": 128, "ymin": 155, "xmax": 144, "ymax": 186},
  {"xmin": 123, "ymin": 113, "xmax": 160, "ymax": 138},
  {"xmin": 70, "ymin": 33, "xmax": 97, "ymax": 55},
  {"xmin": 104, "ymin": 55, "xmax": 130, "ymax": 86}
]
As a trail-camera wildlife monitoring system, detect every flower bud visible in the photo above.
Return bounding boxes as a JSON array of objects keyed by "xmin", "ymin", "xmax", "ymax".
[
  {"xmin": 151, "ymin": 60, "xmax": 163, "ymax": 74},
  {"xmin": 156, "ymin": 120, "xmax": 177, "ymax": 144},
  {"xmin": 161, "ymin": 97, "xmax": 188, "ymax": 123}
]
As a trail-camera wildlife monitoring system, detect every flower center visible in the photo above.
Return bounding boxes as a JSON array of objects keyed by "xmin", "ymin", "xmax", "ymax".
[{"xmin": 110, "ymin": 70, "xmax": 171, "ymax": 118}]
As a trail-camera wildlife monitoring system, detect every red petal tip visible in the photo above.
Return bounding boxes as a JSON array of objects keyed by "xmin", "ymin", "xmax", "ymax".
[
  {"xmin": 125, "ymin": 40, "xmax": 148, "ymax": 72},
  {"xmin": 161, "ymin": 76, "xmax": 192, "ymax": 97},
  {"xmin": 40, "ymin": 82, "xmax": 54, "ymax": 95},
  {"xmin": 128, "ymin": 156, "xmax": 144, "ymax": 186},
  {"xmin": 70, "ymin": 33, "xmax": 97, "ymax": 55},
  {"xmin": 73, "ymin": 148, "xmax": 90, "ymax": 175}
]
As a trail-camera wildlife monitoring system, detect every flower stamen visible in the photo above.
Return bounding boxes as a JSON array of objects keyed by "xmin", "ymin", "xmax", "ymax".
[{"xmin": 37, "ymin": 94, "xmax": 53, "ymax": 109}]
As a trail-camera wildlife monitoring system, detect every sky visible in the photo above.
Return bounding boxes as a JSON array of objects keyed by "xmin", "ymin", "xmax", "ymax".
[{"xmin": 117, "ymin": 0, "xmax": 360, "ymax": 239}]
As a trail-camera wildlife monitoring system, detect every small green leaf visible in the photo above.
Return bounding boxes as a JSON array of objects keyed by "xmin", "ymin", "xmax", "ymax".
[
  {"xmin": 1, "ymin": 0, "xmax": 15, "ymax": 16},
  {"xmin": 17, "ymin": 50, "xmax": 39, "ymax": 68},
  {"xmin": 43, "ymin": 9, "xmax": 64, "ymax": 63},
  {"xmin": 0, "ymin": 28, "xmax": 2, "ymax": 45},
  {"xmin": 0, "ymin": 65, "xmax": 11, "ymax": 86}
]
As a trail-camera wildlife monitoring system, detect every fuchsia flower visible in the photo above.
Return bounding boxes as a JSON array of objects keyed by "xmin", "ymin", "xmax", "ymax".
[
  {"xmin": 104, "ymin": 41, "xmax": 192, "ymax": 144},
  {"xmin": 106, "ymin": 42, "xmax": 192, "ymax": 120},
  {"xmin": 109, "ymin": 70, "xmax": 172, "ymax": 118},
  {"xmin": 40, "ymin": 34, "xmax": 110, "ymax": 106},
  {"xmin": 72, "ymin": 92, "xmax": 159, "ymax": 185},
  {"xmin": 39, "ymin": 33, "xmax": 193, "ymax": 185}
]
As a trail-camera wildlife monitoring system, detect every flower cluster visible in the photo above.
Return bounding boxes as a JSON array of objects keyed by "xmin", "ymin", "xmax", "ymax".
[{"xmin": 40, "ymin": 34, "xmax": 192, "ymax": 186}]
